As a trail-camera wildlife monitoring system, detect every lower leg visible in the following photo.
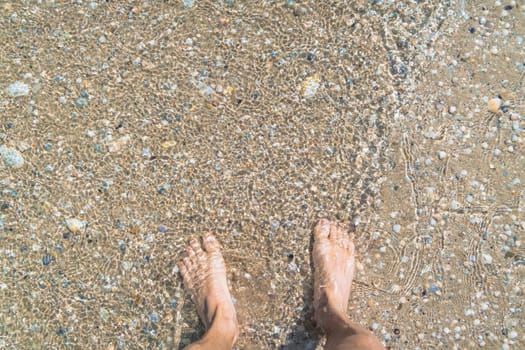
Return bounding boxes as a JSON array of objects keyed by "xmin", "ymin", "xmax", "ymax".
[
  {"xmin": 184, "ymin": 305, "xmax": 237, "ymax": 350},
  {"xmin": 318, "ymin": 301, "xmax": 383, "ymax": 350}
]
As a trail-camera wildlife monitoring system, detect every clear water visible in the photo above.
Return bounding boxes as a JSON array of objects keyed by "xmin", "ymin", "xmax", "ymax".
[{"xmin": 0, "ymin": 1, "xmax": 523, "ymax": 349}]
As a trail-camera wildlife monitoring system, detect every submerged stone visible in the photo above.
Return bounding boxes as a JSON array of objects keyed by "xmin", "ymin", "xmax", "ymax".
[
  {"xmin": 0, "ymin": 145, "xmax": 25, "ymax": 168},
  {"xmin": 75, "ymin": 97, "xmax": 89, "ymax": 109},
  {"xmin": 6, "ymin": 81, "xmax": 30, "ymax": 97},
  {"xmin": 301, "ymin": 74, "xmax": 320, "ymax": 98}
]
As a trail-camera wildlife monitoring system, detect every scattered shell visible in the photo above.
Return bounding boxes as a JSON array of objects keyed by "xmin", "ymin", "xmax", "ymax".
[
  {"xmin": 161, "ymin": 140, "xmax": 177, "ymax": 148},
  {"xmin": 487, "ymin": 98, "xmax": 501, "ymax": 113},
  {"xmin": 64, "ymin": 218, "xmax": 87, "ymax": 233}
]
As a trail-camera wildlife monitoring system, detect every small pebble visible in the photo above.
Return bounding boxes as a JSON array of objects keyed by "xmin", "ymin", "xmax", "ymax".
[
  {"xmin": 99, "ymin": 307, "xmax": 109, "ymax": 321},
  {"xmin": 487, "ymin": 98, "xmax": 502, "ymax": 113},
  {"xmin": 392, "ymin": 224, "xmax": 401, "ymax": 233},
  {"xmin": 429, "ymin": 285, "xmax": 439, "ymax": 293},
  {"xmin": 307, "ymin": 52, "xmax": 314, "ymax": 62},
  {"xmin": 450, "ymin": 200, "xmax": 460, "ymax": 210},
  {"xmin": 75, "ymin": 97, "xmax": 89, "ymax": 109},
  {"xmin": 0, "ymin": 145, "xmax": 25, "ymax": 168},
  {"xmin": 42, "ymin": 255, "xmax": 52, "ymax": 265},
  {"xmin": 301, "ymin": 74, "xmax": 320, "ymax": 98},
  {"xmin": 147, "ymin": 312, "xmax": 160, "ymax": 323},
  {"xmin": 108, "ymin": 135, "xmax": 130, "ymax": 153},
  {"xmin": 437, "ymin": 151, "xmax": 447, "ymax": 159},
  {"xmin": 424, "ymin": 129, "xmax": 438, "ymax": 139},
  {"xmin": 482, "ymin": 253, "xmax": 493, "ymax": 265},
  {"xmin": 6, "ymin": 81, "xmax": 30, "ymax": 97},
  {"xmin": 199, "ymin": 86, "xmax": 214, "ymax": 97}
]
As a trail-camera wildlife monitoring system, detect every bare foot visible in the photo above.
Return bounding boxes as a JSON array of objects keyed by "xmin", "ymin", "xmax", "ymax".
[
  {"xmin": 178, "ymin": 233, "xmax": 238, "ymax": 339},
  {"xmin": 313, "ymin": 219, "xmax": 356, "ymax": 326}
]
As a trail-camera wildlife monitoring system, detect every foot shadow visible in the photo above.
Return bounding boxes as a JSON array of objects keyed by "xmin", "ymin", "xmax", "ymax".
[
  {"xmin": 176, "ymin": 293, "xmax": 204, "ymax": 349},
  {"xmin": 279, "ymin": 300, "xmax": 320, "ymax": 350},
  {"xmin": 280, "ymin": 229, "xmax": 322, "ymax": 350}
]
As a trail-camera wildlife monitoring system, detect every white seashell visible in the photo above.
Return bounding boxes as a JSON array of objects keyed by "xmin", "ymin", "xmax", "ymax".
[{"xmin": 65, "ymin": 218, "xmax": 87, "ymax": 233}]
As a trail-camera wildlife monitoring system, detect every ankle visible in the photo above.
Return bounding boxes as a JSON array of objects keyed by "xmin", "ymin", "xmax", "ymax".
[
  {"xmin": 208, "ymin": 305, "xmax": 239, "ymax": 342},
  {"xmin": 316, "ymin": 305, "xmax": 349, "ymax": 328},
  {"xmin": 315, "ymin": 293, "xmax": 349, "ymax": 331}
]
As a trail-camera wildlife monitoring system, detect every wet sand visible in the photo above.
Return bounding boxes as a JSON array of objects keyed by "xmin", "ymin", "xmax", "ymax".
[{"xmin": 0, "ymin": 0, "xmax": 524, "ymax": 349}]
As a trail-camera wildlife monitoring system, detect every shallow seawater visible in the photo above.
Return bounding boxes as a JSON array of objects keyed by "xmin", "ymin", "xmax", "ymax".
[{"xmin": 0, "ymin": 0, "xmax": 524, "ymax": 349}]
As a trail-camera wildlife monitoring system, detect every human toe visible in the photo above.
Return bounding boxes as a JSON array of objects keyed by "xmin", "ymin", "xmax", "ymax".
[
  {"xmin": 190, "ymin": 237, "xmax": 205, "ymax": 256},
  {"xmin": 179, "ymin": 261, "xmax": 189, "ymax": 279},
  {"xmin": 342, "ymin": 237, "xmax": 355, "ymax": 252},
  {"xmin": 333, "ymin": 222, "xmax": 348, "ymax": 241},
  {"xmin": 182, "ymin": 256, "xmax": 193, "ymax": 271},
  {"xmin": 314, "ymin": 219, "xmax": 330, "ymax": 240},
  {"xmin": 202, "ymin": 233, "xmax": 221, "ymax": 253}
]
